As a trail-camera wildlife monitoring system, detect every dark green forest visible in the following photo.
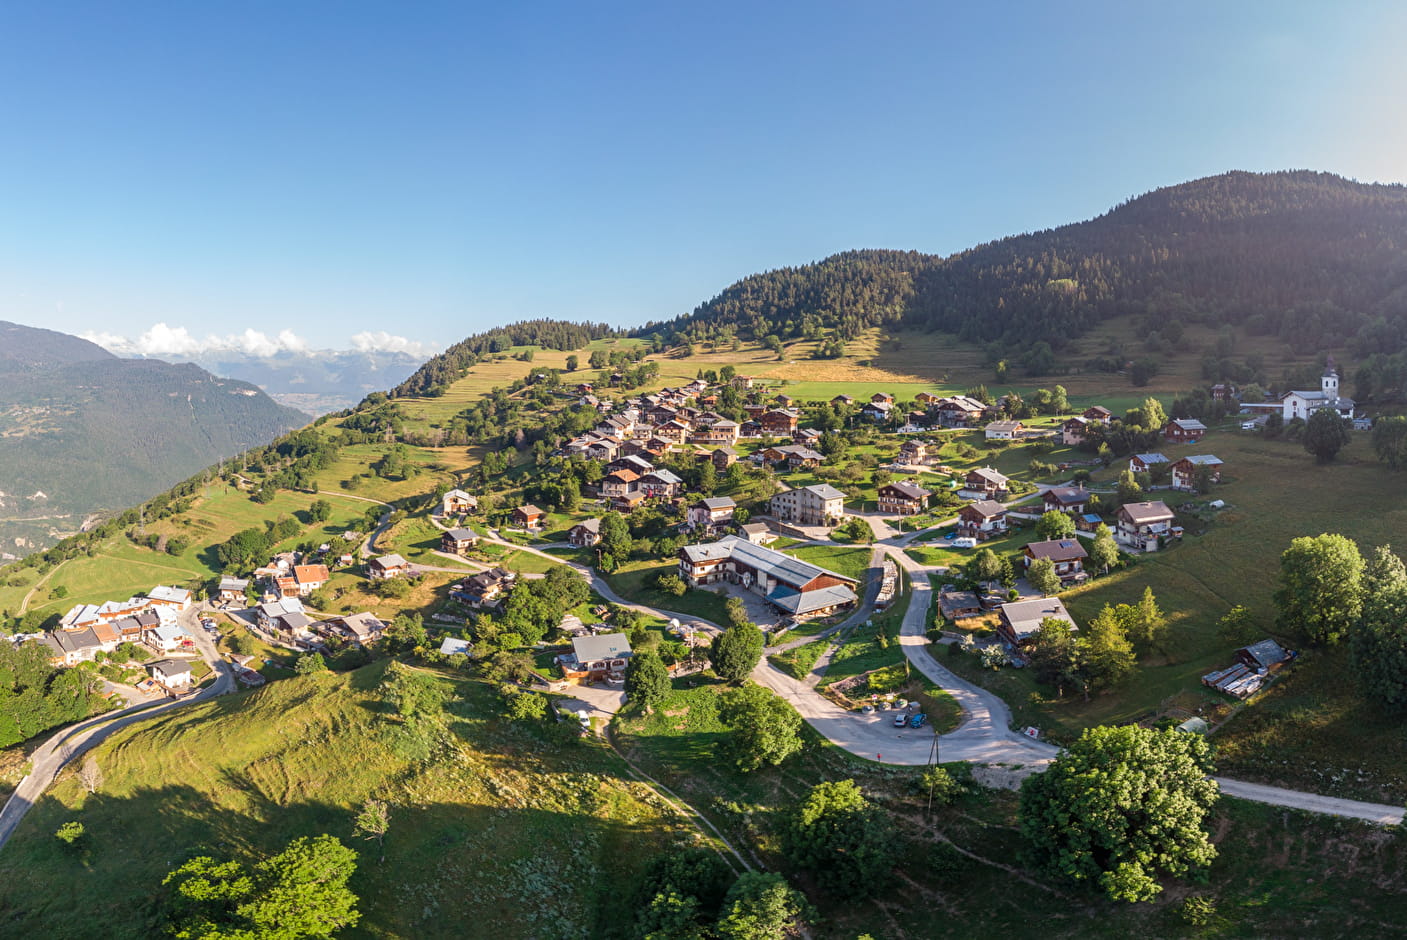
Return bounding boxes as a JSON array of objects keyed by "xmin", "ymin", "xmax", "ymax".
[
  {"xmin": 633, "ymin": 171, "xmax": 1407, "ymax": 397},
  {"xmin": 389, "ymin": 319, "xmax": 617, "ymax": 398}
]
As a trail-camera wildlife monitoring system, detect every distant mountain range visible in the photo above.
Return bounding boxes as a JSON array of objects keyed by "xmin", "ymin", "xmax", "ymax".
[
  {"xmin": 0, "ymin": 321, "xmax": 308, "ymax": 558},
  {"xmin": 134, "ymin": 348, "xmax": 427, "ymax": 414}
]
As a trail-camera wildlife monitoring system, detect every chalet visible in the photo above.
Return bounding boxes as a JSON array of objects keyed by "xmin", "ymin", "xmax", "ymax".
[
  {"xmin": 442, "ymin": 489, "xmax": 477, "ymax": 515},
  {"xmin": 770, "ymin": 483, "xmax": 846, "ymax": 527},
  {"xmin": 1041, "ymin": 486, "xmax": 1090, "ymax": 515},
  {"xmin": 732, "ymin": 375, "xmax": 756, "ymax": 390},
  {"xmin": 147, "ymin": 585, "xmax": 193, "ymax": 611},
  {"xmin": 688, "ymin": 496, "xmax": 737, "ymax": 529},
  {"xmin": 678, "ymin": 537, "xmax": 859, "ymax": 617},
  {"xmin": 871, "ymin": 392, "xmax": 895, "ymax": 404},
  {"xmin": 1082, "ymin": 405, "xmax": 1112, "ymax": 424},
  {"xmin": 1210, "ymin": 383, "xmax": 1236, "ymax": 402},
  {"xmin": 596, "ymin": 415, "xmax": 635, "ymax": 440},
  {"xmin": 877, "ymin": 481, "xmax": 931, "ymax": 516},
  {"xmin": 601, "ymin": 470, "xmax": 640, "ymax": 499},
  {"xmin": 1061, "ymin": 417, "xmax": 1091, "ymax": 446},
  {"xmin": 274, "ymin": 575, "xmax": 299, "ymax": 599},
  {"xmin": 984, "ymin": 420, "xmax": 1023, "ymax": 440},
  {"xmin": 780, "ymin": 446, "xmax": 824, "ymax": 469},
  {"xmin": 760, "ymin": 409, "xmax": 800, "ymax": 434},
  {"xmin": 257, "ymin": 597, "xmax": 306, "ymax": 630},
  {"xmin": 451, "ymin": 567, "xmax": 516, "ymax": 609},
  {"xmin": 964, "ymin": 467, "xmax": 1010, "ymax": 498},
  {"xmin": 830, "ymin": 394, "xmax": 855, "ymax": 406},
  {"xmin": 1115, "ymin": 501, "xmax": 1176, "ymax": 551},
  {"xmin": 642, "ymin": 437, "xmax": 673, "ymax": 456},
  {"xmin": 860, "ymin": 401, "xmax": 894, "ymax": 422},
  {"xmin": 441, "ymin": 527, "xmax": 480, "ymax": 554},
  {"xmin": 1172, "ymin": 455, "xmax": 1223, "ymax": 491},
  {"xmin": 997, "ymin": 597, "xmax": 1077, "ymax": 649},
  {"xmin": 611, "ymin": 491, "xmax": 645, "ymax": 513},
  {"xmin": 646, "ymin": 404, "xmax": 679, "ymax": 425},
  {"xmin": 293, "ymin": 564, "xmax": 330, "ymax": 596},
  {"xmin": 957, "ymin": 500, "xmax": 1009, "ymax": 540},
  {"xmin": 557, "ymin": 633, "xmax": 632, "ymax": 682},
  {"xmin": 59, "ymin": 604, "xmax": 103, "ymax": 630},
  {"xmin": 897, "ymin": 440, "xmax": 930, "ymax": 465},
  {"xmin": 367, "ymin": 554, "xmax": 413, "ymax": 580},
  {"xmin": 269, "ymin": 609, "xmax": 315, "ymax": 641},
  {"xmin": 512, "ymin": 504, "xmax": 546, "ymax": 529},
  {"xmin": 740, "ymin": 522, "xmax": 776, "ymax": 545},
  {"xmin": 743, "ymin": 403, "xmax": 769, "ymax": 420},
  {"xmin": 710, "ymin": 447, "xmax": 738, "ymax": 471},
  {"xmin": 45, "ymin": 628, "xmax": 103, "ymax": 665},
  {"xmin": 608, "ymin": 454, "xmax": 655, "ymax": 475},
  {"xmin": 655, "ymin": 420, "xmax": 691, "ymax": 444},
  {"xmin": 585, "ymin": 436, "xmax": 621, "ymax": 461},
  {"xmin": 148, "ymin": 659, "xmax": 193, "ymax": 690},
  {"xmin": 933, "ymin": 395, "xmax": 987, "ymax": 427},
  {"xmin": 1023, "ymin": 539, "xmax": 1088, "ymax": 583},
  {"xmin": 793, "ymin": 427, "xmax": 823, "ymax": 445},
  {"xmin": 1075, "ymin": 512, "xmax": 1103, "ymax": 533},
  {"xmin": 1129, "ymin": 453, "xmax": 1169, "ymax": 474},
  {"xmin": 938, "ymin": 590, "xmax": 984, "ymax": 622},
  {"xmin": 217, "ymin": 577, "xmax": 250, "ymax": 604},
  {"xmin": 638, "ymin": 469, "xmax": 684, "ymax": 499},
  {"xmin": 915, "ymin": 391, "xmax": 942, "ymax": 405},
  {"xmin": 146, "ymin": 623, "xmax": 191, "ymax": 654},
  {"xmin": 1164, "ymin": 417, "xmax": 1208, "ymax": 443},
  {"xmin": 690, "ymin": 420, "xmax": 739, "ymax": 446},
  {"xmin": 739, "ymin": 420, "xmax": 762, "ymax": 438},
  {"xmin": 319, "ymin": 611, "xmax": 386, "ymax": 646},
  {"xmin": 568, "ymin": 519, "xmax": 602, "ymax": 547},
  {"xmin": 1282, "ymin": 357, "xmax": 1355, "ymax": 422}
]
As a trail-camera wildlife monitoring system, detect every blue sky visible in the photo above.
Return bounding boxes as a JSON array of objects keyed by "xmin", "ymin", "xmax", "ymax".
[{"xmin": 1, "ymin": 1, "xmax": 1403, "ymax": 355}]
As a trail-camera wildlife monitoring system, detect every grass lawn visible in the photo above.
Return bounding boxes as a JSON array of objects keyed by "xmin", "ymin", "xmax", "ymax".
[
  {"xmin": 0, "ymin": 662, "xmax": 698, "ymax": 939},
  {"xmin": 499, "ymin": 549, "xmax": 569, "ymax": 575},
  {"xmin": 768, "ymin": 639, "xmax": 829, "ymax": 680},
  {"xmin": 783, "ymin": 544, "xmax": 873, "ymax": 583},
  {"xmin": 818, "ymin": 576, "xmax": 910, "ymax": 689},
  {"xmin": 607, "ymin": 562, "xmax": 733, "ymax": 625}
]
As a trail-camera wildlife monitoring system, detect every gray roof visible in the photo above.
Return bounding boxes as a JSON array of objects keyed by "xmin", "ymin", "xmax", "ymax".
[
  {"xmin": 48, "ymin": 628, "xmax": 101, "ymax": 653},
  {"xmin": 680, "ymin": 536, "xmax": 858, "ymax": 589},
  {"xmin": 740, "ymin": 522, "xmax": 770, "ymax": 534},
  {"xmin": 1240, "ymin": 638, "xmax": 1290, "ymax": 669},
  {"xmin": 373, "ymin": 553, "xmax": 409, "ymax": 568},
  {"xmin": 768, "ymin": 583, "xmax": 859, "ymax": 615},
  {"xmin": 803, "ymin": 483, "xmax": 846, "ymax": 500},
  {"xmin": 698, "ymin": 497, "xmax": 736, "ymax": 510},
  {"xmin": 572, "ymin": 518, "xmax": 602, "ymax": 534},
  {"xmin": 1133, "ymin": 453, "xmax": 1169, "ymax": 465},
  {"xmin": 1178, "ymin": 454, "xmax": 1222, "ymax": 466},
  {"xmin": 149, "ymin": 658, "xmax": 192, "ymax": 677},
  {"xmin": 1169, "ymin": 418, "xmax": 1207, "ymax": 430},
  {"xmin": 964, "ymin": 499, "xmax": 1007, "ymax": 518},
  {"xmin": 572, "ymin": 632, "xmax": 632, "ymax": 662},
  {"xmin": 219, "ymin": 577, "xmax": 250, "ymax": 591},
  {"xmin": 1119, "ymin": 501, "xmax": 1174, "ymax": 524},
  {"xmin": 1044, "ymin": 486, "xmax": 1088, "ymax": 505},
  {"xmin": 883, "ymin": 481, "xmax": 932, "ymax": 500},
  {"xmin": 1000, "ymin": 597, "xmax": 1077, "ymax": 640},
  {"xmin": 444, "ymin": 527, "xmax": 478, "ymax": 541},
  {"xmin": 277, "ymin": 611, "xmax": 314, "ymax": 632},
  {"xmin": 644, "ymin": 469, "xmax": 684, "ymax": 485},
  {"xmin": 968, "ymin": 467, "xmax": 1010, "ymax": 485}
]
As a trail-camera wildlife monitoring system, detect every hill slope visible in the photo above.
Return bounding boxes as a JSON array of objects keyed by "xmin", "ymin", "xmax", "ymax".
[
  {"xmin": 0, "ymin": 663, "xmax": 700, "ymax": 938},
  {"xmin": 0, "ymin": 322, "xmax": 309, "ymax": 557},
  {"xmin": 642, "ymin": 171, "xmax": 1407, "ymax": 381}
]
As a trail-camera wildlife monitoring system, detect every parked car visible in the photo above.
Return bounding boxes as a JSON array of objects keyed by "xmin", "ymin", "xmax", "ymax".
[
  {"xmin": 910, "ymin": 714, "xmax": 927, "ymax": 728},
  {"xmin": 951, "ymin": 537, "xmax": 978, "ymax": 549},
  {"xmin": 893, "ymin": 712, "xmax": 908, "ymax": 727},
  {"xmin": 861, "ymin": 704, "xmax": 875, "ymax": 715}
]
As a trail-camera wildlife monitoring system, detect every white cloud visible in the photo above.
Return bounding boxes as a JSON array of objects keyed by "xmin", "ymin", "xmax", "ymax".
[
  {"xmin": 81, "ymin": 322, "xmax": 435, "ymax": 359},
  {"xmin": 349, "ymin": 331, "xmax": 435, "ymax": 357}
]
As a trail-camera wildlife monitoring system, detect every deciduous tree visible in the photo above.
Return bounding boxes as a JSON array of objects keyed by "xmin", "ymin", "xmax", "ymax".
[
  {"xmin": 718, "ymin": 683, "xmax": 803, "ymax": 772},
  {"xmin": 624, "ymin": 650, "xmax": 670, "ymax": 710},
  {"xmin": 1078, "ymin": 605, "xmax": 1137, "ymax": 689},
  {"xmin": 1275, "ymin": 533, "xmax": 1364, "ymax": 645},
  {"xmin": 1027, "ymin": 558, "xmax": 1061, "ymax": 596},
  {"xmin": 714, "ymin": 872, "xmax": 812, "ymax": 940},
  {"xmin": 1304, "ymin": 408, "xmax": 1351, "ymax": 463},
  {"xmin": 1020, "ymin": 725, "xmax": 1218, "ymax": 902},
  {"xmin": 1088, "ymin": 524, "xmax": 1120, "ymax": 574},
  {"xmin": 1035, "ymin": 510, "xmax": 1076, "ymax": 541},
  {"xmin": 782, "ymin": 780, "xmax": 895, "ymax": 897},
  {"xmin": 710, "ymin": 622, "xmax": 765, "ymax": 683}
]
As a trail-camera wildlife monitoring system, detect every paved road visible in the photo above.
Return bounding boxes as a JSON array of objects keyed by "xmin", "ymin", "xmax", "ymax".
[{"xmin": 0, "ymin": 605, "xmax": 235, "ymax": 851}]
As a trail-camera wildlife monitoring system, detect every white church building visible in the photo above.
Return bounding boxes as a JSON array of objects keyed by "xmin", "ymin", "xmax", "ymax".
[{"xmin": 1282, "ymin": 357, "xmax": 1355, "ymax": 422}]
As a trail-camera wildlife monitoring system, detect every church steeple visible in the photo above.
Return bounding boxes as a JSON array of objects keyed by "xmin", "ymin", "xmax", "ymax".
[{"xmin": 1322, "ymin": 356, "xmax": 1339, "ymax": 399}]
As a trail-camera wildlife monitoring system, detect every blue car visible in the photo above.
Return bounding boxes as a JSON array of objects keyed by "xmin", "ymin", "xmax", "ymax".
[{"xmin": 910, "ymin": 714, "xmax": 927, "ymax": 728}]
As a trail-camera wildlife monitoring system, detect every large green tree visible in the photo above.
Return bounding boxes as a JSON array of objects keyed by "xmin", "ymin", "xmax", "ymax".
[
  {"xmin": 782, "ymin": 780, "xmax": 895, "ymax": 897},
  {"xmin": 718, "ymin": 683, "xmax": 804, "ymax": 772},
  {"xmin": 1078, "ymin": 605, "xmax": 1137, "ymax": 690},
  {"xmin": 624, "ymin": 650, "xmax": 670, "ymax": 710},
  {"xmin": 1029, "ymin": 617, "xmax": 1080, "ymax": 696},
  {"xmin": 163, "ymin": 834, "xmax": 360, "ymax": 939},
  {"xmin": 1303, "ymin": 408, "xmax": 1351, "ymax": 462},
  {"xmin": 1274, "ymin": 533, "xmax": 1364, "ymax": 645},
  {"xmin": 1019, "ymin": 725, "xmax": 1218, "ymax": 903},
  {"xmin": 598, "ymin": 511, "xmax": 633, "ymax": 566},
  {"xmin": 1026, "ymin": 558, "xmax": 1061, "ymax": 596},
  {"xmin": 714, "ymin": 872, "xmax": 811, "ymax": 940},
  {"xmin": 1352, "ymin": 545, "xmax": 1407, "ymax": 707},
  {"xmin": 1035, "ymin": 510, "xmax": 1076, "ymax": 541},
  {"xmin": 1088, "ymin": 524, "xmax": 1120, "ymax": 574},
  {"xmin": 1371, "ymin": 415, "xmax": 1407, "ymax": 470},
  {"xmin": 710, "ymin": 622, "xmax": 765, "ymax": 683}
]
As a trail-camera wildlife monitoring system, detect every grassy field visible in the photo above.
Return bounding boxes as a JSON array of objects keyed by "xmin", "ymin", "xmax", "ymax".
[
  {"xmin": 768, "ymin": 638, "xmax": 829, "ymax": 680},
  {"xmin": 614, "ymin": 675, "xmax": 1407, "ymax": 938},
  {"xmin": 0, "ymin": 662, "xmax": 701, "ymax": 939},
  {"xmin": 607, "ymin": 561, "xmax": 733, "ymax": 625},
  {"xmin": 782, "ymin": 543, "xmax": 874, "ymax": 583}
]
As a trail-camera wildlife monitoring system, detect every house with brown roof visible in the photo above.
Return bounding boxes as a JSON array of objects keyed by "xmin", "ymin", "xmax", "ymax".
[
  {"xmin": 877, "ymin": 481, "xmax": 931, "ymax": 516},
  {"xmin": 760, "ymin": 409, "xmax": 800, "ymax": 434},
  {"xmin": 1116, "ymin": 501, "xmax": 1176, "ymax": 551},
  {"xmin": 933, "ymin": 396, "xmax": 987, "ymax": 427},
  {"xmin": 1023, "ymin": 539, "xmax": 1088, "ymax": 583},
  {"xmin": 1061, "ymin": 416, "xmax": 1091, "ymax": 445},
  {"xmin": 318, "ymin": 611, "xmax": 386, "ymax": 647},
  {"xmin": 601, "ymin": 470, "xmax": 640, "ymax": 499},
  {"xmin": 451, "ymin": 567, "xmax": 517, "ymax": 609},
  {"xmin": 1082, "ymin": 405, "xmax": 1112, "ymax": 424},
  {"xmin": 710, "ymin": 447, "xmax": 737, "ymax": 471},
  {"xmin": 957, "ymin": 500, "xmax": 1009, "ymax": 540},
  {"xmin": 897, "ymin": 440, "xmax": 930, "ymax": 465},
  {"xmin": 512, "ymin": 505, "xmax": 546, "ymax": 529}
]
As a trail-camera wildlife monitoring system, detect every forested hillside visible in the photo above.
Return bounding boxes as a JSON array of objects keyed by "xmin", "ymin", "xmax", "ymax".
[
  {"xmin": 637, "ymin": 171, "xmax": 1407, "ymax": 398},
  {"xmin": 389, "ymin": 319, "xmax": 617, "ymax": 398},
  {"xmin": 0, "ymin": 324, "xmax": 307, "ymax": 557}
]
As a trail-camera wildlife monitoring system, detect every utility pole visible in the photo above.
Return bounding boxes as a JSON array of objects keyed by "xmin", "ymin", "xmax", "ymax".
[{"xmin": 925, "ymin": 725, "xmax": 941, "ymax": 816}]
